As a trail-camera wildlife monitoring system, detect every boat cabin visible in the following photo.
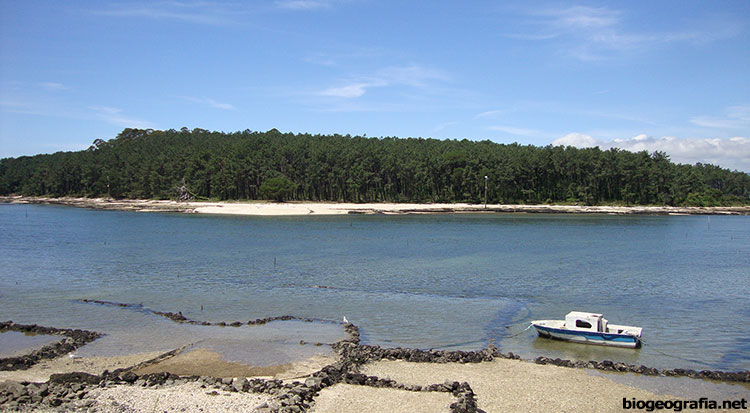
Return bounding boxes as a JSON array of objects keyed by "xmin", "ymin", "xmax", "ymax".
[{"xmin": 564, "ymin": 311, "xmax": 608, "ymax": 333}]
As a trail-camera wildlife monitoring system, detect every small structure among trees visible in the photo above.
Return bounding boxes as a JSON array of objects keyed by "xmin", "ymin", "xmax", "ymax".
[{"xmin": 174, "ymin": 178, "xmax": 195, "ymax": 202}]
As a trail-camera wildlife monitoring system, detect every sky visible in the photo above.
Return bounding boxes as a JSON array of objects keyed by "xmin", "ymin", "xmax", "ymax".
[{"xmin": 1, "ymin": 1, "xmax": 749, "ymax": 172}]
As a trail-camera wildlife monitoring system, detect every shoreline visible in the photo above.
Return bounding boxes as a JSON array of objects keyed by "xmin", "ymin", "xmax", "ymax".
[
  {"xmin": 3, "ymin": 341, "xmax": 748, "ymax": 413},
  {"xmin": 3, "ymin": 195, "xmax": 750, "ymax": 216},
  {"xmin": 3, "ymin": 319, "xmax": 749, "ymax": 412}
]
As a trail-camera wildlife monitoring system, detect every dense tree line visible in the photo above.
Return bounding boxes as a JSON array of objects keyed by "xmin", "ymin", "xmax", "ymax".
[{"xmin": 1, "ymin": 127, "xmax": 749, "ymax": 206}]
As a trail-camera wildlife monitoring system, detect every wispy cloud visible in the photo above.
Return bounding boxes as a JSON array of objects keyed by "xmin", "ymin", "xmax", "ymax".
[
  {"xmin": 691, "ymin": 104, "xmax": 750, "ymax": 129},
  {"xmin": 320, "ymin": 82, "xmax": 378, "ymax": 98},
  {"xmin": 303, "ymin": 48, "xmax": 386, "ymax": 67},
  {"xmin": 89, "ymin": 106, "xmax": 154, "ymax": 129},
  {"xmin": 433, "ymin": 121, "xmax": 458, "ymax": 133},
  {"xmin": 275, "ymin": 0, "xmax": 334, "ymax": 11},
  {"xmin": 553, "ymin": 133, "xmax": 750, "ymax": 172},
  {"xmin": 39, "ymin": 82, "xmax": 70, "ymax": 91},
  {"xmin": 474, "ymin": 109, "xmax": 510, "ymax": 119},
  {"xmin": 317, "ymin": 64, "xmax": 449, "ymax": 99},
  {"xmin": 542, "ymin": 6, "xmax": 619, "ymax": 31},
  {"xmin": 488, "ymin": 125, "xmax": 542, "ymax": 137},
  {"xmin": 0, "ymin": 99, "xmax": 47, "ymax": 117},
  {"xmin": 180, "ymin": 96, "xmax": 236, "ymax": 110},
  {"xmin": 91, "ymin": 1, "xmax": 242, "ymax": 25},
  {"xmin": 506, "ymin": 5, "xmax": 739, "ymax": 61}
]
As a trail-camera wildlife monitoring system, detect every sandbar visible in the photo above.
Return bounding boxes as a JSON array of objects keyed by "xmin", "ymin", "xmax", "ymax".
[{"xmin": 3, "ymin": 196, "xmax": 749, "ymax": 216}]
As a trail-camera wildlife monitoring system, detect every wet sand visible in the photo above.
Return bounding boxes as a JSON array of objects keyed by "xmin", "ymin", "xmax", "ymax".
[
  {"xmin": 5, "ymin": 349, "xmax": 732, "ymax": 412},
  {"xmin": 133, "ymin": 348, "xmax": 337, "ymax": 380},
  {"xmin": 359, "ymin": 359, "xmax": 669, "ymax": 413},
  {"xmin": 0, "ymin": 351, "xmax": 164, "ymax": 383}
]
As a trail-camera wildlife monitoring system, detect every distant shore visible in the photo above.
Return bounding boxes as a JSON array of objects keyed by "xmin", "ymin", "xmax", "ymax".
[{"xmin": 2, "ymin": 195, "xmax": 750, "ymax": 216}]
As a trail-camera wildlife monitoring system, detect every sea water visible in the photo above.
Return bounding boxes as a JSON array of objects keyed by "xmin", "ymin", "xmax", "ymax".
[{"xmin": 0, "ymin": 203, "xmax": 748, "ymax": 371}]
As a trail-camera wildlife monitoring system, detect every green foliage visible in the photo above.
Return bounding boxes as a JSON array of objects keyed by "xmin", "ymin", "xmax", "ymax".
[
  {"xmin": 1, "ymin": 128, "xmax": 748, "ymax": 206},
  {"xmin": 259, "ymin": 176, "xmax": 297, "ymax": 201}
]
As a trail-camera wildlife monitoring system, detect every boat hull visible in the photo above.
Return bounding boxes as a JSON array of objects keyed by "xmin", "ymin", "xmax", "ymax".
[{"xmin": 532, "ymin": 324, "xmax": 641, "ymax": 348}]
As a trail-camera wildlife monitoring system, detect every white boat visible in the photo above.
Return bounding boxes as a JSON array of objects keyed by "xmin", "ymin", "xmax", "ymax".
[{"xmin": 531, "ymin": 311, "xmax": 642, "ymax": 348}]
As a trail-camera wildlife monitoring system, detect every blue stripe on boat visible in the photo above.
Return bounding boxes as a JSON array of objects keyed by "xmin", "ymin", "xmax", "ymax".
[{"xmin": 535, "ymin": 325, "xmax": 637, "ymax": 343}]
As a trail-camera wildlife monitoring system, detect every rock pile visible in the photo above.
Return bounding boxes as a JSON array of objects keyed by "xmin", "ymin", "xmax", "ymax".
[
  {"xmin": 532, "ymin": 356, "xmax": 750, "ymax": 382},
  {"xmin": 335, "ymin": 342, "xmax": 501, "ymax": 364},
  {"xmin": 0, "ymin": 373, "xmax": 99, "ymax": 410}
]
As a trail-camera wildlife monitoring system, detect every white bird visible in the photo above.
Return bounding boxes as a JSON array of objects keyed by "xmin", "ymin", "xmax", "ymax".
[{"xmin": 343, "ymin": 316, "xmax": 349, "ymax": 324}]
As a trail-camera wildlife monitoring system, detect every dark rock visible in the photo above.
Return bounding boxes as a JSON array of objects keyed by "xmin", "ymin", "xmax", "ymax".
[
  {"xmin": 119, "ymin": 371, "xmax": 138, "ymax": 383},
  {"xmin": 49, "ymin": 372, "xmax": 100, "ymax": 385},
  {"xmin": 0, "ymin": 380, "xmax": 25, "ymax": 398},
  {"xmin": 344, "ymin": 373, "xmax": 367, "ymax": 385}
]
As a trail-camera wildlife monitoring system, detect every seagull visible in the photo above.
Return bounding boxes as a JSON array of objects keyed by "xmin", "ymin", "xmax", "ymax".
[{"xmin": 343, "ymin": 316, "xmax": 349, "ymax": 324}]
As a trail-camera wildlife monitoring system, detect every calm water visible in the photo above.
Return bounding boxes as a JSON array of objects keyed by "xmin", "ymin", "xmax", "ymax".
[
  {"xmin": 1, "ymin": 204, "xmax": 748, "ymax": 371},
  {"xmin": 0, "ymin": 331, "xmax": 61, "ymax": 358}
]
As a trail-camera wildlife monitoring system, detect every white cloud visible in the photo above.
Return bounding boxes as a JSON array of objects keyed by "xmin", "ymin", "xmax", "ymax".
[
  {"xmin": 488, "ymin": 125, "xmax": 541, "ymax": 137},
  {"xmin": 542, "ymin": 6, "xmax": 619, "ymax": 31},
  {"xmin": 553, "ymin": 132, "xmax": 599, "ymax": 147},
  {"xmin": 474, "ymin": 109, "xmax": 507, "ymax": 119},
  {"xmin": 275, "ymin": 0, "xmax": 333, "ymax": 10},
  {"xmin": 92, "ymin": 2, "xmax": 241, "ymax": 25},
  {"xmin": 433, "ymin": 121, "xmax": 458, "ymax": 132},
  {"xmin": 376, "ymin": 65, "xmax": 448, "ymax": 87},
  {"xmin": 508, "ymin": 5, "xmax": 739, "ymax": 61},
  {"xmin": 303, "ymin": 48, "xmax": 386, "ymax": 67},
  {"xmin": 317, "ymin": 65, "xmax": 448, "ymax": 99},
  {"xmin": 39, "ymin": 82, "xmax": 69, "ymax": 91},
  {"xmin": 89, "ymin": 106, "xmax": 154, "ymax": 129},
  {"xmin": 180, "ymin": 96, "xmax": 236, "ymax": 110},
  {"xmin": 691, "ymin": 104, "xmax": 750, "ymax": 129},
  {"xmin": 319, "ymin": 82, "xmax": 376, "ymax": 98},
  {"xmin": 553, "ymin": 133, "xmax": 750, "ymax": 172}
]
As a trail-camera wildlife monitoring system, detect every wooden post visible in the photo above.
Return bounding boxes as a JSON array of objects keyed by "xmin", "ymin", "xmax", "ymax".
[{"xmin": 484, "ymin": 175, "xmax": 488, "ymax": 209}]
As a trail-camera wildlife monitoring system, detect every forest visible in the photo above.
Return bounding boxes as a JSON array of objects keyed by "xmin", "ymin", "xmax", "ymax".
[{"xmin": 1, "ymin": 127, "xmax": 749, "ymax": 206}]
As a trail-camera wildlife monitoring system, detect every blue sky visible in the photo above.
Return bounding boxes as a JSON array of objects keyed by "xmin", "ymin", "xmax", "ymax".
[{"xmin": 1, "ymin": 1, "xmax": 749, "ymax": 171}]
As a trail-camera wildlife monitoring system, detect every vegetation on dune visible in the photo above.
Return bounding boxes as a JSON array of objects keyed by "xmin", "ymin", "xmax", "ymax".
[{"xmin": 1, "ymin": 127, "xmax": 748, "ymax": 206}]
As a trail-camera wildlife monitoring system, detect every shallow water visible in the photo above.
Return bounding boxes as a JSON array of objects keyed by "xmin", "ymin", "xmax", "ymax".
[
  {"xmin": 0, "ymin": 331, "xmax": 61, "ymax": 358},
  {"xmin": 0, "ymin": 204, "xmax": 748, "ymax": 371},
  {"xmin": 589, "ymin": 370, "xmax": 750, "ymax": 400},
  {"xmin": 73, "ymin": 317, "xmax": 344, "ymax": 367}
]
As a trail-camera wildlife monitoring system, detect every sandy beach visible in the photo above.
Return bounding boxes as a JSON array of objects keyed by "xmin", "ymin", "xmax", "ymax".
[
  {"xmin": 2, "ymin": 195, "xmax": 750, "ymax": 216},
  {"xmin": 356, "ymin": 359, "xmax": 669, "ymax": 413},
  {"xmin": 5, "ymin": 336, "xmax": 748, "ymax": 412},
  {"xmin": 2, "ymin": 350, "xmax": 697, "ymax": 413}
]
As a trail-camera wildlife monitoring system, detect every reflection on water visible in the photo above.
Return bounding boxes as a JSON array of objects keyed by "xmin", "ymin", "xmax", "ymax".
[
  {"xmin": 528, "ymin": 335, "xmax": 647, "ymax": 365},
  {"xmin": 0, "ymin": 331, "xmax": 61, "ymax": 358}
]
